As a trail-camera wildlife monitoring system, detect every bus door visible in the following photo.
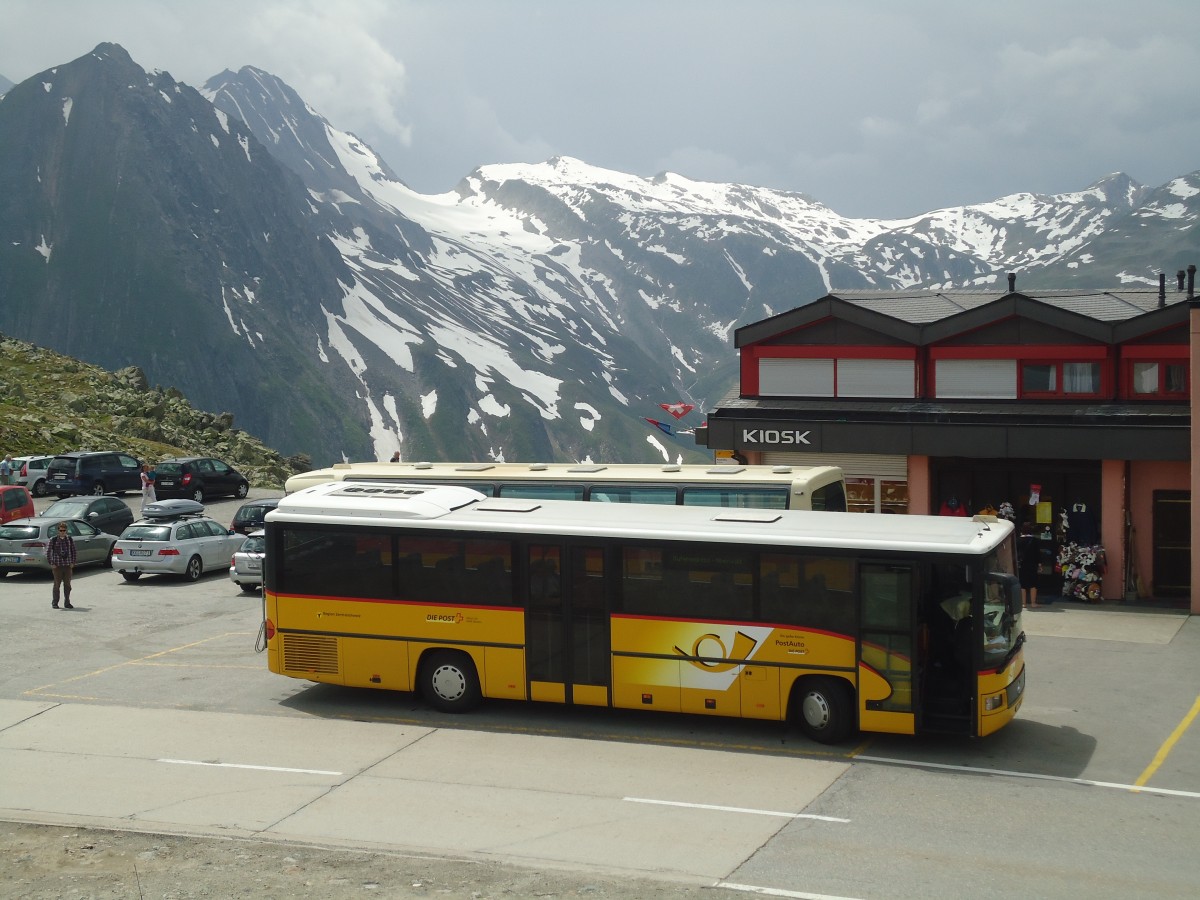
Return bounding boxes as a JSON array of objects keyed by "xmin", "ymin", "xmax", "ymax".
[
  {"xmin": 525, "ymin": 544, "xmax": 611, "ymax": 707},
  {"xmin": 857, "ymin": 562, "xmax": 917, "ymax": 735}
]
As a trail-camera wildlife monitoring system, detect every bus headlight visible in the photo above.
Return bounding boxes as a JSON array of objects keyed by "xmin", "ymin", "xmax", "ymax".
[{"xmin": 983, "ymin": 693, "xmax": 1005, "ymax": 712}]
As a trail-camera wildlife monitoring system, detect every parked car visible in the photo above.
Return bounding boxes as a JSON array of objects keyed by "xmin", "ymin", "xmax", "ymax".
[
  {"xmin": 229, "ymin": 529, "xmax": 266, "ymax": 593},
  {"xmin": 0, "ymin": 484, "xmax": 36, "ymax": 524},
  {"xmin": 16, "ymin": 455, "xmax": 55, "ymax": 497},
  {"xmin": 230, "ymin": 497, "xmax": 279, "ymax": 535},
  {"xmin": 45, "ymin": 451, "xmax": 142, "ymax": 498},
  {"xmin": 0, "ymin": 517, "xmax": 116, "ymax": 575},
  {"xmin": 112, "ymin": 500, "xmax": 246, "ymax": 582},
  {"xmin": 41, "ymin": 496, "xmax": 135, "ymax": 536},
  {"xmin": 154, "ymin": 457, "xmax": 251, "ymax": 503}
]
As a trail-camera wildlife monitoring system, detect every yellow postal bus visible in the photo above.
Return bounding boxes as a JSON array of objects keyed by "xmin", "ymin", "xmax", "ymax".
[
  {"xmin": 284, "ymin": 461, "xmax": 848, "ymax": 512},
  {"xmin": 262, "ymin": 481, "xmax": 1025, "ymax": 742}
]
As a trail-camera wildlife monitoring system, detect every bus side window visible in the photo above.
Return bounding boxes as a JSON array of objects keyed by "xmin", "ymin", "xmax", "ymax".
[{"xmin": 811, "ymin": 481, "xmax": 848, "ymax": 512}]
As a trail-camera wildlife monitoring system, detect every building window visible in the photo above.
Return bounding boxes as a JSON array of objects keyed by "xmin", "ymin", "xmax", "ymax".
[
  {"xmin": 1021, "ymin": 361, "xmax": 1102, "ymax": 398},
  {"xmin": 1022, "ymin": 363, "xmax": 1055, "ymax": 393},
  {"xmin": 934, "ymin": 359, "xmax": 1017, "ymax": 399},
  {"xmin": 1132, "ymin": 361, "xmax": 1187, "ymax": 397},
  {"xmin": 845, "ymin": 477, "xmax": 909, "ymax": 514},
  {"xmin": 759, "ymin": 357, "xmax": 914, "ymax": 398}
]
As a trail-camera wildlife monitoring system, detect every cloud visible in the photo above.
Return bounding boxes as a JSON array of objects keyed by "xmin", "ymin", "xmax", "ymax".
[{"xmin": 3, "ymin": 0, "xmax": 1198, "ymax": 218}]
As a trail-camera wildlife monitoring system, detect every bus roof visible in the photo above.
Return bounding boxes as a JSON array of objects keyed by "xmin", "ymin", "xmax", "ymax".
[
  {"xmin": 284, "ymin": 460, "xmax": 844, "ymax": 495},
  {"xmin": 271, "ymin": 481, "xmax": 1012, "ymax": 556}
]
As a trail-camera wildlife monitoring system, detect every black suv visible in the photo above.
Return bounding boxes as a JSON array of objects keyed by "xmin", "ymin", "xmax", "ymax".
[
  {"xmin": 154, "ymin": 457, "xmax": 250, "ymax": 502},
  {"xmin": 45, "ymin": 451, "xmax": 143, "ymax": 498},
  {"xmin": 230, "ymin": 497, "xmax": 280, "ymax": 535}
]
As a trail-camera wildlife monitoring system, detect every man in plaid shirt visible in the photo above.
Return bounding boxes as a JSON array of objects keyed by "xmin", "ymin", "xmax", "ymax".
[{"xmin": 47, "ymin": 522, "xmax": 76, "ymax": 609}]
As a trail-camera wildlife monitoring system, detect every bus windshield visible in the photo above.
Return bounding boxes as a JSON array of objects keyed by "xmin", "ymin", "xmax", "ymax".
[{"xmin": 982, "ymin": 534, "xmax": 1022, "ymax": 668}]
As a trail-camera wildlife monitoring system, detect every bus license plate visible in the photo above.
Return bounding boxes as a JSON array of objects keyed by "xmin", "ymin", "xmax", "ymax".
[{"xmin": 130, "ymin": 549, "xmax": 152, "ymax": 557}]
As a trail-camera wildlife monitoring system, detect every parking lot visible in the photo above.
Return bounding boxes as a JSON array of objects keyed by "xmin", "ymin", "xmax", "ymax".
[{"xmin": 2, "ymin": 486, "xmax": 1198, "ymax": 898}]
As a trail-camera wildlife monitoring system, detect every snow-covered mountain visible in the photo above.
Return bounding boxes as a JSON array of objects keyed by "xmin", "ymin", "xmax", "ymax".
[{"xmin": 2, "ymin": 45, "xmax": 1196, "ymax": 466}]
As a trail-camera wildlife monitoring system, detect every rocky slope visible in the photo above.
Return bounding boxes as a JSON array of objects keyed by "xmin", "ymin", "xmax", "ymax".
[{"xmin": 0, "ymin": 333, "xmax": 301, "ymax": 488}]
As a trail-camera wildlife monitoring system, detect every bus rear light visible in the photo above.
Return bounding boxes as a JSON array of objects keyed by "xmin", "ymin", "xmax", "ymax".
[{"xmin": 264, "ymin": 619, "xmax": 276, "ymax": 640}]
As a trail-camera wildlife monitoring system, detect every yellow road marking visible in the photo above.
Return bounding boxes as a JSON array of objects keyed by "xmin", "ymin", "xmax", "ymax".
[
  {"xmin": 1134, "ymin": 694, "xmax": 1200, "ymax": 790},
  {"xmin": 23, "ymin": 633, "xmax": 255, "ymax": 696}
]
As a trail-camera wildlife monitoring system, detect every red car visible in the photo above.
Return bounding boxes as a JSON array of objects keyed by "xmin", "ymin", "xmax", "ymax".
[{"xmin": 0, "ymin": 485, "xmax": 36, "ymax": 524}]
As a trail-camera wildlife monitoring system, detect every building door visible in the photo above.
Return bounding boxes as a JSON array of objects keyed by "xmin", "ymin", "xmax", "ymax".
[{"xmin": 1151, "ymin": 491, "xmax": 1190, "ymax": 597}]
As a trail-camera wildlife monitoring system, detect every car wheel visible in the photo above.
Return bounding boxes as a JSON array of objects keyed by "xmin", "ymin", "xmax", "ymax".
[
  {"xmin": 190, "ymin": 487, "xmax": 205, "ymax": 503},
  {"xmin": 239, "ymin": 583, "xmax": 259, "ymax": 594},
  {"xmin": 91, "ymin": 482, "xmax": 106, "ymax": 496},
  {"xmin": 184, "ymin": 555, "xmax": 203, "ymax": 581},
  {"xmin": 105, "ymin": 546, "xmax": 114, "ymax": 569},
  {"xmin": 235, "ymin": 481, "xmax": 250, "ymax": 499},
  {"xmin": 419, "ymin": 650, "xmax": 482, "ymax": 713},
  {"xmin": 121, "ymin": 572, "xmax": 141, "ymax": 582},
  {"xmin": 792, "ymin": 676, "xmax": 856, "ymax": 744},
  {"xmin": 31, "ymin": 478, "xmax": 46, "ymax": 497}
]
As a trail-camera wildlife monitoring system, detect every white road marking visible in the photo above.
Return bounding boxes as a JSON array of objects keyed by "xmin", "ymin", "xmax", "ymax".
[
  {"xmin": 158, "ymin": 758, "xmax": 341, "ymax": 776},
  {"xmin": 716, "ymin": 881, "xmax": 864, "ymax": 899},
  {"xmin": 856, "ymin": 755, "xmax": 1200, "ymax": 799},
  {"xmin": 623, "ymin": 797, "xmax": 850, "ymax": 822}
]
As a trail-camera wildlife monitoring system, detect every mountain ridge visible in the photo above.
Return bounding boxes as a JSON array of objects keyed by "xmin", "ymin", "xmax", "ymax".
[{"xmin": 1, "ymin": 45, "xmax": 1196, "ymax": 467}]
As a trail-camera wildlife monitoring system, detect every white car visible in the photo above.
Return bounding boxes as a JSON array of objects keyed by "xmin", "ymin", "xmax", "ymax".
[
  {"xmin": 229, "ymin": 529, "xmax": 265, "ymax": 593},
  {"xmin": 113, "ymin": 500, "xmax": 245, "ymax": 582},
  {"xmin": 14, "ymin": 455, "xmax": 54, "ymax": 497}
]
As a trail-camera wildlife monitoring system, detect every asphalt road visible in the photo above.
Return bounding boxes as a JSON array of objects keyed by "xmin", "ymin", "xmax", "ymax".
[{"xmin": 2, "ymin": 488, "xmax": 1198, "ymax": 898}]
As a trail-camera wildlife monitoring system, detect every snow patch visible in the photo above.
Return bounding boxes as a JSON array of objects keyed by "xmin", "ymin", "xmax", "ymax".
[
  {"xmin": 421, "ymin": 390, "xmax": 437, "ymax": 418},
  {"xmin": 575, "ymin": 402, "xmax": 600, "ymax": 432}
]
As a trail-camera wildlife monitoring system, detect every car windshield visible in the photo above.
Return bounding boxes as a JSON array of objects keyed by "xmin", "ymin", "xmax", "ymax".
[
  {"xmin": 121, "ymin": 525, "xmax": 172, "ymax": 541},
  {"xmin": 235, "ymin": 506, "xmax": 271, "ymax": 523},
  {"xmin": 0, "ymin": 525, "xmax": 39, "ymax": 540},
  {"xmin": 242, "ymin": 535, "xmax": 266, "ymax": 553},
  {"xmin": 44, "ymin": 500, "xmax": 90, "ymax": 515}
]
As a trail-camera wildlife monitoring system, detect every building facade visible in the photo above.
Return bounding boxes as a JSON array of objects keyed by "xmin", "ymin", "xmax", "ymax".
[{"xmin": 698, "ymin": 272, "xmax": 1198, "ymax": 611}]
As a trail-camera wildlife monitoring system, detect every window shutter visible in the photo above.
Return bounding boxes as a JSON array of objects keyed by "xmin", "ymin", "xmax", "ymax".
[
  {"xmin": 759, "ymin": 358, "xmax": 834, "ymax": 397},
  {"xmin": 837, "ymin": 359, "xmax": 915, "ymax": 398},
  {"xmin": 935, "ymin": 359, "xmax": 1016, "ymax": 399}
]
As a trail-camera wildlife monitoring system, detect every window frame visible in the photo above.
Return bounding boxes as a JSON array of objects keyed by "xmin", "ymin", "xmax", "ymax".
[{"xmin": 1123, "ymin": 353, "xmax": 1189, "ymax": 400}]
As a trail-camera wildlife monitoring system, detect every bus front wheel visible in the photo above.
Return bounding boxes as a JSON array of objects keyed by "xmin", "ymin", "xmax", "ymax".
[
  {"xmin": 420, "ymin": 650, "xmax": 482, "ymax": 713},
  {"xmin": 793, "ymin": 677, "xmax": 855, "ymax": 744}
]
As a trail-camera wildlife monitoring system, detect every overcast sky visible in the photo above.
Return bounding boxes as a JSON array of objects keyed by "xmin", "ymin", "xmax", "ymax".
[{"xmin": 3, "ymin": 0, "xmax": 1197, "ymax": 218}]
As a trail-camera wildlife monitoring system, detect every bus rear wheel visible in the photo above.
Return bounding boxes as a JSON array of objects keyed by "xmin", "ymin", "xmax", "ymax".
[
  {"xmin": 793, "ymin": 676, "xmax": 855, "ymax": 744},
  {"xmin": 420, "ymin": 650, "xmax": 481, "ymax": 713}
]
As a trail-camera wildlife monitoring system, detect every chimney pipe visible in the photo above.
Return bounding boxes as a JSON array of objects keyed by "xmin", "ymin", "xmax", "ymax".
[
  {"xmin": 1159, "ymin": 272, "xmax": 1166, "ymax": 308},
  {"xmin": 1189, "ymin": 265, "xmax": 1196, "ymax": 300},
  {"xmin": 1178, "ymin": 270, "xmax": 1187, "ymax": 291},
  {"xmin": 1007, "ymin": 272, "xmax": 1016, "ymax": 292}
]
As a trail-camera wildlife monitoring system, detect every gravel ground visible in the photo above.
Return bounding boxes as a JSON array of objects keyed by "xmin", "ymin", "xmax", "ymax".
[{"xmin": 2, "ymin": 821, "xmax": 745, "ymax": 899}]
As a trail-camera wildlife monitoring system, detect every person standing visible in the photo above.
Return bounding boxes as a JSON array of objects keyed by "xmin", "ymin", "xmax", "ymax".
[
  {"xmin": 0, "ymin": 454, "xmax": 12, "ymax": 485},
  {"xmin": 48, "ymin": 522, "xmax": 76, "ymax": 609},
  {"xmin": 140, "ymin": 464, "xmax": 157, "ymax": 503},
  {"xmin": 1017, "ymin": 524, "xmax": 1040, "ymax": 609},
  {"xmin": 389, "ymin": 451, "xmax": 401, "ymax": 462}
]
